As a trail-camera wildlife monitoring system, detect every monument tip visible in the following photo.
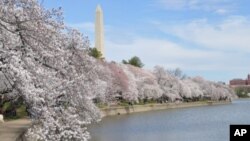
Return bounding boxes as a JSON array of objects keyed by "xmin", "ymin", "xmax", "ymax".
[{"xmin": 96, "ymin": 4, "xmax": 102, "ymax": 12}]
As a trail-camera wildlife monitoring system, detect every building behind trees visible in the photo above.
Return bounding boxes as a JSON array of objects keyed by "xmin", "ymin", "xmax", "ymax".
[{"xmin": 230, "ymin": 74, "xmax": 250, "ymax": 86}]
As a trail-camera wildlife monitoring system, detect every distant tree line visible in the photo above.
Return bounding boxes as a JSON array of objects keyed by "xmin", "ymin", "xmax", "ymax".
[{"xmin": 234, "ymin": 87, "xmax": 250, "ymax": 98}]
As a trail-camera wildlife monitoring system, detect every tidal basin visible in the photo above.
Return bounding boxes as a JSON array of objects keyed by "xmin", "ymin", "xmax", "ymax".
[{"xmin": 89, "ymin": 99, "xmax": 250, "ymax": 141}]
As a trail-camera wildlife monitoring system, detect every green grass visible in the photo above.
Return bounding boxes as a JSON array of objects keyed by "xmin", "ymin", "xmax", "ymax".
[
  {"xmin": 2, "ymin": 101, "xmax": 11, "ymax": 111},
  {"xmin": 2, "ymin": 102, "xmax": 28, "ymax": 120},
  {"xmin": 118, "ymin": 101, "xmax": 130, "ymax": 107},
  {"xmin": 16, "ymin": 105, "xmax": 28, "ymax": 118},
  {"xmin": 96, "ymin": 103, "xmax": 108, "ymax": 108}
]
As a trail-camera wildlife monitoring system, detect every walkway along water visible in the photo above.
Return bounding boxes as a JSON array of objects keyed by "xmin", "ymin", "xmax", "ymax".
[
  {"xmin": 101, "ymin": 100, "xmax": 231, "ymax": 117},
  {"xmin": 0, "ymin": 119, "xmax": 31, "ymax": 141}
]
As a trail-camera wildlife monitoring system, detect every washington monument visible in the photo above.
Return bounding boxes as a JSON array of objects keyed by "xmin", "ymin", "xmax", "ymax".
[{"xmin": 95, "ymin": 5, "xmax": 105, "ymax": 58}]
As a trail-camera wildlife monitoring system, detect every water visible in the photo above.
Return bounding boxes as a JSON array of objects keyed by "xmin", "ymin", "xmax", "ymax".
[{"xmin": 89, "ymin": 99, "xmax": 250, "ymax": 141}]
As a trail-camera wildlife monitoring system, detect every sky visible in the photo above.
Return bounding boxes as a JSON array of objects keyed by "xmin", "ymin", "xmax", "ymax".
[{"xmin": 42, "ymin": 0, "xmax": 250, "ymax": 83}]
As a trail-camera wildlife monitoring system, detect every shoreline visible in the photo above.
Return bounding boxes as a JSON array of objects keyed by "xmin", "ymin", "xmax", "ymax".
[
  {"xmin": 0, "ymin": 100, "xmax": 232, "ymax": 141},
  {"xmin": 100, "ymin": 100, "xmax": 231, "ymax": 117}
]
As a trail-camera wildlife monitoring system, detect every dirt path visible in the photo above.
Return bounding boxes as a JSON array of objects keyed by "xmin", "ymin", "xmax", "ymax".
[{"xmin": 0, "ymin": 119, "xmax": 31, "ymax": 141}]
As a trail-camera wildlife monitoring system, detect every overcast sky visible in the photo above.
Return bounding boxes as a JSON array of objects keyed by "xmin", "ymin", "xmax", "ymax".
[{"xmin": 43, "ymin": 0, "xmax": 250, "ymax": 83}]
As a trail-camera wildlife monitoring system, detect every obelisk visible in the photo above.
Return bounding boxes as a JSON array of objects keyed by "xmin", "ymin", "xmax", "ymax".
[{"xmin": 95, "ymin": 5, "xmax": 105, "ymax": 58}]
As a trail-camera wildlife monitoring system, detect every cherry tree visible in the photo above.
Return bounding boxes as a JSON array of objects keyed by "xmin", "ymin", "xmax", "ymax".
[
  {"xmin": 105, "ymin": 62, "xmax": 129, "ymax": 103},
  {"xmin": 153, "ymin": 66, "xmax": 182, "ymax": 102},
  {"xmin": 120, "ymin": 64, "xmax": 139, "ymax": 102},
  {"xmin": 127, "ymin": 65, "xmax": 162, "ymax": 101},
  {"xmin": 210, "ymin": 83, "xmax": 236, "ymax": 101},
  {"xmin": 191, "ymin": 76, "xmax": 212, "ymax": 99},
  {"xmin": 0, "ymin": 0, "xmax": 106, "ymax": 140},
  {"xmin": 192, "ymin": 76, "xmax": 236, "ymax": 101},
  {"xmin": 180, "ymin": 78, "xmax": 203, "ymax": 100}
]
